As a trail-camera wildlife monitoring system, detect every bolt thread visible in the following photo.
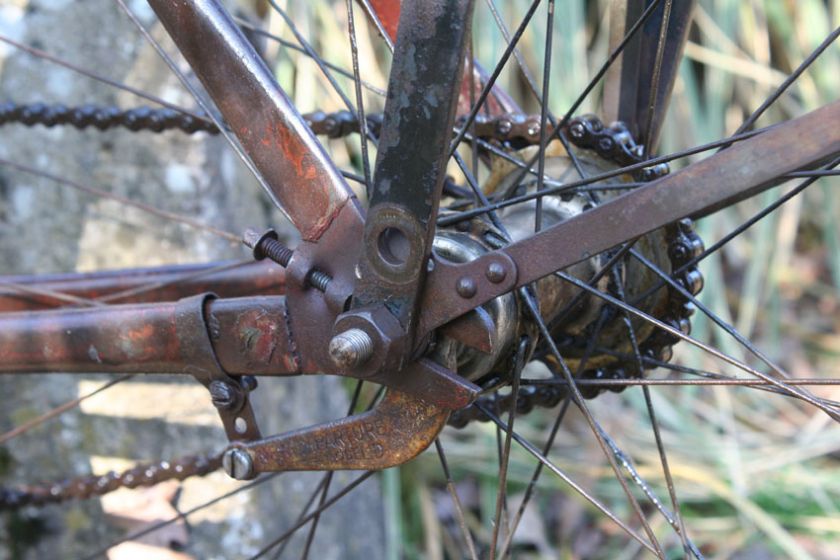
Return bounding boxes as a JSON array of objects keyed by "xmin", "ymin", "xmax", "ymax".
[
  {"xmin": 261, "ymin": 239, "xmax": 294, "ymax": 267},
  {"xmin": 329, "ymin": 329, "xmax": 374, "ymax": 368},
  {"xmin": 308, "ymin": 270, "xmax": 332, "ymax": 292}
]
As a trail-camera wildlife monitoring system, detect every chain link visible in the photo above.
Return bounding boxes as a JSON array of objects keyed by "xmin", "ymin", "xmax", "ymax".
[
  {"xmin": 0, "ymin": 102, "xmax": 219, "ymax": 135},
  {"xmin": 0, "ymin": 453, "xmax": 221, "ymax": 509}
]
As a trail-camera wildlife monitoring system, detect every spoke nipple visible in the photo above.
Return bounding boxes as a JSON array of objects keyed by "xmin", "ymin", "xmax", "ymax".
[
  {"xmin": 456, "ymin": 277, "xmax": 477, "ymax": 298},
  {"xmin": 222, "ymin": 448, "xmax": 255, "ymax": 481},
  {"xmin": 329, "ymin": 328, "xmax": 374, "ymax": 370},
  {"xmin": 485, "ymin": 262, "xmax": 507, "ymax": 284}
]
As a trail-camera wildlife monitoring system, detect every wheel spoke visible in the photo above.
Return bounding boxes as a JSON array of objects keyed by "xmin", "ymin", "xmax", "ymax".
[
  {"xmin": 248, "ymin": 471, "xmax": 376, "ymax": 560},
  {"xmin": 448, "ymin": 0, "xmax": 543, "ymax": 157},
  {"xmin": 735, "ymin": 25, "xmax": 840, "ymax": 135},
  {"xmin": 0, "ymin": 374, "xmax": 134, "ymax": 444},
  {"xmin": 0, "ymin": 278, "xmax": 103, "ymax": 309},
  {"xmin": 633, "ymin": 157, "xmax": 840, "ymax": 305},
  {"xmin": 231, "ymin": 15, "xmax": 387, "ymax": 96},
  {"xmin": 438, "ymin": 127, "xmax": 769, "ymax": 224},
  {"xmin": 0, "ymin": 34, "xmax": 210, "ymax": 123},
  {"xmin": 498, "ymin": 299, "xmax": 614, "ymax": 557},
  {"xmin": 614, "ymin": 275, "xmax": 694, "ymax": 557},
  {"xmin": 345, "ymin": 0, "xmax": 374, "ymax": 200},
  {"xmin": 117, "ymin": 0, "xmax": 278, "ymax": 216},
  {"xmin": 0, "ymin": 159, "xmax": 240, "ymax": 242},
  {"xmin": 434, "ymin": 439, "xmax": 479, "ymax": 560},
  {"xmin": 520, "ymin": 294, "xmax": 667, "ymax": 558},
  {"xmin": 533, "ymin": 0, "xmax": 556, "ymax": 233},
  {"xmin": 640, "ymin": 0, "xmax": 673, "ymax": 156},
  {"xmin": 267, "ymin": 2, "xmax": 354, "ymax": 117},
  {"xmin": 488, "ymin": 338, "xmax": 528, "ymax": 558},
  {"xmin": 473, "ymin": 402, "xmax": 659, "ymax": 556},
  {"xmin": 557, "ymin": 271, "xmax": 840, "ymax": 419},
  {"xmin": 81, "ymin": 472, "xmax": 283, "ymax": 560}
]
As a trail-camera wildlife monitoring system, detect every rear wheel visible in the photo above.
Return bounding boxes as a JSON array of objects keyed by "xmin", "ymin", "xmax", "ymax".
[{"xmin": 0, "ymin": 2, "xmax": 838, "ymax": 559}]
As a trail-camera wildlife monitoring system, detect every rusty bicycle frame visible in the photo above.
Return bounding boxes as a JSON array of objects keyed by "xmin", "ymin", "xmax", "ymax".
[{"xmin": 0, "ymin": 0, "xmax": 838, "ymax": 476}]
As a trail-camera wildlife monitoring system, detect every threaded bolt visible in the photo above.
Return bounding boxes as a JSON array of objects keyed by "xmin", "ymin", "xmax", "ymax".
[
  {"xmin": 329, "ymin": 328, "xmax": 374, "ymax": 370},
  {"xmin": 242, "ymin": 227, "xmax": 331, "ymax": 292},
  {"xmin": 222, "ymin": 448, "xmax": 255, "ymax": 480},
  {"xmin": 242, "ymin": 227, "xmax": 293, "ymax": 266},
  {"xmin": 308, "ymin": 270, "xmax": 332, "ymax": 292}
]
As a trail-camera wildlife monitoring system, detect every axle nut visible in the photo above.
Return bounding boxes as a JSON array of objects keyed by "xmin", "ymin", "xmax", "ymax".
[
  {"xmin": 329, "ymin": 328, "xmax": 374, "ymax": 369},
  {"xmin": 222, "ymin": 448, "xmax": 255, "ymax": 480}
]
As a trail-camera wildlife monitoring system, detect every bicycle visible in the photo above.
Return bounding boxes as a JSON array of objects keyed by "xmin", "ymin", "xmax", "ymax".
[{"xmin": 0, "ymin": 0, "xmax": 838, "ymax": 558}]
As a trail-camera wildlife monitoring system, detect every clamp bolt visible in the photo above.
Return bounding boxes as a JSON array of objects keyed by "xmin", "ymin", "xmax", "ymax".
[
  {"xmin": 243, "ymin": 227, "xmax": 331, "ymax": 292},
  {"xmin": 222, "ymin": 448, "xmax": 255, "ymax": 480},
  {"xmin": 209, "ymin": 380, "xmax": 240, "ymax": 412},
  {"xmin": 329, "ymin": 328, "xmax": 374, "ymax": 369}
]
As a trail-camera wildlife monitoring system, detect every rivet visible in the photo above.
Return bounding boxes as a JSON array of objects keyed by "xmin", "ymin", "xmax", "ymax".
[
  {"xmin": 485, "ymin": 262, "xmax": 506, "ymax": 284},
  {"xmin": 456, "ymin": 277, "xmax": 477, "ymax": 298},
  {"xmin": 569, "ymin": 122, "xmax": 586, "ymax": 139}
]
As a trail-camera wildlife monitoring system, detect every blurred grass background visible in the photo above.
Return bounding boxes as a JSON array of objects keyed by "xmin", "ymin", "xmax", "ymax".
[{"xmin": 261, "ymin": 0, "xmax": 840, "ymax": 558}]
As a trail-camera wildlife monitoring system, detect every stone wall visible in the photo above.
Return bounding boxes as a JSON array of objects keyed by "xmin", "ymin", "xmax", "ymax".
[{"xmin": 0, "ymin": 1, "xmax": 383, "ymax": 558}]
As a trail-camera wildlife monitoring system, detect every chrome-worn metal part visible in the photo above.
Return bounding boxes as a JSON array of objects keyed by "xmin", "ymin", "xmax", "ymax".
[
  {"xmin": 431, "ymin": 231, "xmax": 518, "ymax": 381},
  {"xmin": 222, "ymin": 448, "xmax": 256, "ymax": 480},
  {"xmin": 417, "ymin": 101, "xmax": 840, "ymax": 337},
  {"xmin": 0, "ymin": 453, "xmax": 221, "ymax": 509},
  {"xmin": 447, "ymin": 118, "xmax": 707, "ymax": 425},
  {"xmin": 329, "ymin": 328, "xmax": 375, "ymax": 369}
]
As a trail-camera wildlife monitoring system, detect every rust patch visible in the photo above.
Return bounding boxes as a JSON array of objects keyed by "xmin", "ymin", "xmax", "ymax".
[{"xmin": 242, "ymin": 390, "xmax": 449, "ymax": 472}]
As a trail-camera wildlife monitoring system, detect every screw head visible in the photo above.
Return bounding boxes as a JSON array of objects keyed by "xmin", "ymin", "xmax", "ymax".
[
  {"xmin": 222, "ymin": 448, "xmax": 255, "ymax": 480},
  {"xmin": 456, "ymin": 277, "xmax": 477, "ymax": 298},
  {"xmin": 209, "ymin": 380, "xmax": 238, "ymax": 411},
  {"xmin": 485, "ymin": 262, "xmax": 507, "ymax": 284},
  {"xmin": 329, "ymin": 328, "xmax": 374, "ymax": 369}
]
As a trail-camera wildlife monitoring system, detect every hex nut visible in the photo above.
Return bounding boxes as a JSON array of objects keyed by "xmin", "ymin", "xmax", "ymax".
[{"xmin": 331, "ymin": 306, "xmax": 406, "ymax": 378}]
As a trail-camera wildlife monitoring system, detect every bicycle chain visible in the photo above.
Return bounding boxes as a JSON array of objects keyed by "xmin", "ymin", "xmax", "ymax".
[
  {"xmin": 0, "ymin": 102, "xmax": 219, "ymax": 135},
  {"xmin": 447, "ymin": 114, "xmax": 703, "ymax": 427},
  {"xmin": 0, "ymin": 105, "xmax": 701, "ymax": 504},
  {"xmin": 0, "ymin": 102, "xmax": 389, "ymax": 139},
  {"xmin": 0, "ymin": 453, "xmax": 221, "ymax": 509}
]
